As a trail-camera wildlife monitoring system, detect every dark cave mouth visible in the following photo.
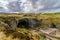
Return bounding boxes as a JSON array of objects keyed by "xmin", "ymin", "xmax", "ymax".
[
  {"xmin": 17, "ymin": 18, "xmax": 30, "ymax": 28},
  {"xmin": 17, "ymin": 18, "xmax": 40, "ymax": 29}
]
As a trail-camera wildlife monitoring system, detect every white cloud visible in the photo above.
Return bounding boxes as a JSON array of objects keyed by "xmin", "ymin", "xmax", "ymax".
[
  {"xmin": 33, "ymin": 0, "xmax": 44, "ymax": 12},
  {"xmin": 23, "ymin": 3, "xmax": 33, "ymax": 13},
  {"xmin": 0, "ymin": 0, "xmax": 9, "ymax": 12},
  {"xmin": 53, "ymin": 1, "xmax": 60, "ymax": 8},
  {"xmin": 0, "ymin": 0, "xmax": 60, "ymax": 13}
]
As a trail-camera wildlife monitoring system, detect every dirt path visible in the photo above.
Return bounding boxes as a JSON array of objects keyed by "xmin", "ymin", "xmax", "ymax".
[{"xmin": 39, "ymin": 28, "xmax": 60, "ymax": 40}]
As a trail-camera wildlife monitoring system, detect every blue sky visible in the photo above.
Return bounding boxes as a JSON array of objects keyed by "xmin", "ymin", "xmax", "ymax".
[{"xmin": 0, "ymin": 0, "xmax": 60, "ymax": 13}]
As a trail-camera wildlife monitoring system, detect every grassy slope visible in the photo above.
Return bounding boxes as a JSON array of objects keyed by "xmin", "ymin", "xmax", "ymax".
[
  {"xmin": 0, "ymin": 13, "xmax": 60, "ymax": 40},
  {"xmin": 40, "ymin": 13, "xmax": 60, "ymax": 24},
  {"xmin": 0, "ymin": 13, "xmax": 45, "ymax": 40}
]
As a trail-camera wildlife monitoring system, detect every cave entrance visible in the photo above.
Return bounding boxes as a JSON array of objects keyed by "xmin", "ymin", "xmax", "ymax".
[{"xmin": 17, "ymin": 18, "xmax": 29, "ymax": 28}]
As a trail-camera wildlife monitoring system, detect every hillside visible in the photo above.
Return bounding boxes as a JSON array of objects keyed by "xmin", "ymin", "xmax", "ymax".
[{"xmin": 0, "ymin": 13, "xmax": 60, "ymax": 40}]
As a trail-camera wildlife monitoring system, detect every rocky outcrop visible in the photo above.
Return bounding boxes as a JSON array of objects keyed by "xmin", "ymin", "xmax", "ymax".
[{"xmin": 17, "ymin": 18, "xmax": 42, "ymax": 29}]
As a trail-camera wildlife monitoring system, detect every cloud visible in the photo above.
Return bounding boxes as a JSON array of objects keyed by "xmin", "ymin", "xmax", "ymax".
[
  {"xmin": 37, "ymin": 0, "xmax": 60, "ymax": 13},
  {"xmin": 0, "ymin": 0, "xmax": 60, "ymax": 13},
  {"xmin": 0, "ymin": 0, "xmax": 9, "ymax": 12}
]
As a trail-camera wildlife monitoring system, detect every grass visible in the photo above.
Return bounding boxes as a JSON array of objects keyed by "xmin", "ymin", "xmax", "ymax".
[{"xmin": 0, "ymin": 13, "xmax": 60, "ymax": 40}]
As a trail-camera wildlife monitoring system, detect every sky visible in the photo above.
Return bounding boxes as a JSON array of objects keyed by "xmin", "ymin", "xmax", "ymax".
[{"xmin": 0, "ymin": 0, "xmax": 60, "ymax": 13}]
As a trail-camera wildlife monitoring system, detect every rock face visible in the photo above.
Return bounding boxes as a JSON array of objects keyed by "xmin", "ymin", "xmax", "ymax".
[
  {"xmin": 17, "ymin": 18, "xmax": 39, "ymax": 28},
  {"xmin": 3, "ymin": 17, "xmax": 17, "ymax": 30}
]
